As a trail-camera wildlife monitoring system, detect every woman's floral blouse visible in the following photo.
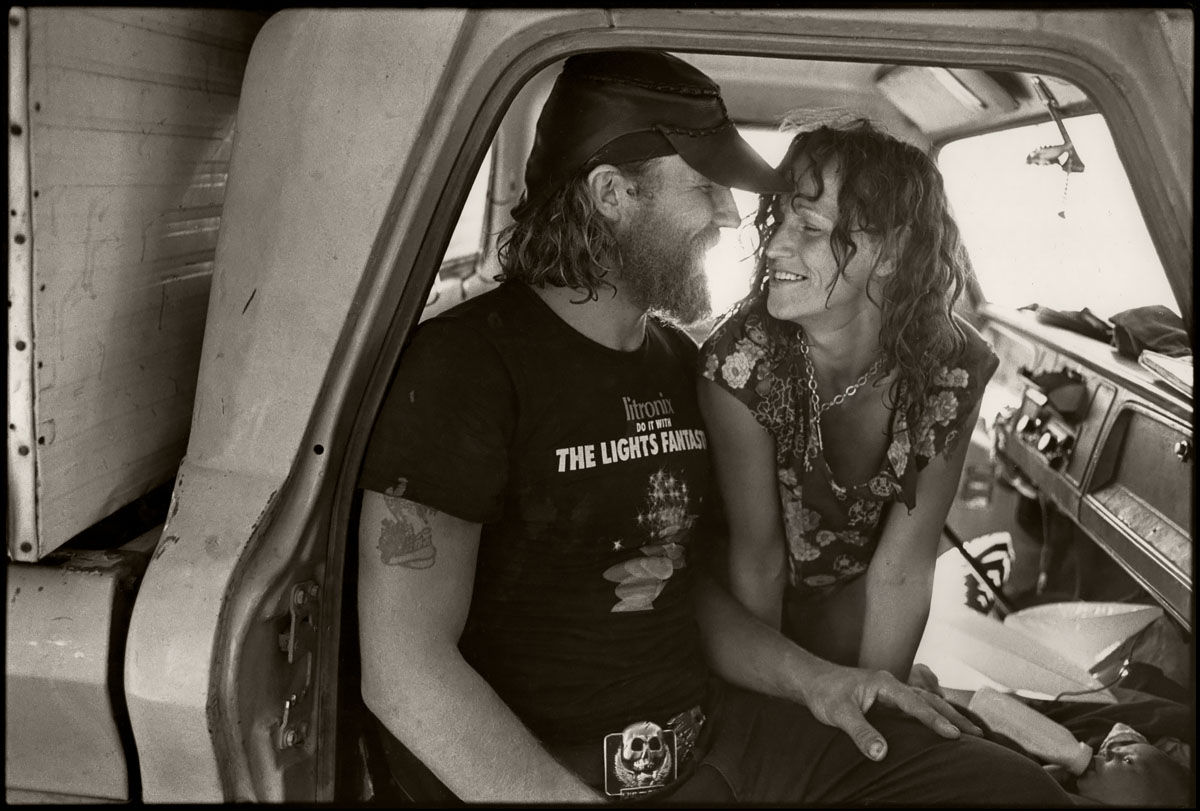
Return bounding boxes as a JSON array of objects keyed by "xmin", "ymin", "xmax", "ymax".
[{"xmin": 700, "ymin": 297, "xmax": 999, "ymax": 598}]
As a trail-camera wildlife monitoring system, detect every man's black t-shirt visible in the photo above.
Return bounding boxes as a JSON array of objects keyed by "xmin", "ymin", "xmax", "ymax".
[{"xmin": 359, "ymin": 281, "xmax": 711, "ymax": 745}]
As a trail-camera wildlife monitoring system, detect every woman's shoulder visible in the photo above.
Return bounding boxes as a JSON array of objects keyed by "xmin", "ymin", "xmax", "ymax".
[
  {"xmin": 702, "ymin": 296, "xmax": 770, "ymax": 348},
  {"xmin": 900, "ymin": 315, "xmax": 999, "ymax": 469},
  {"xmin": 699, "ymin": 296, "xmax": 780, "ymax": 389},
  {"xmin": 950, "ymin": 313, "xmax": 1000, "ymax": 382},
  {"xmin": 919, "ymin": 314, "xmax": 998, "ymax": 396}
]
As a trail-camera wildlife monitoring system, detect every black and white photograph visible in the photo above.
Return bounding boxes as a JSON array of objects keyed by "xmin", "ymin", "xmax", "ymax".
[{"xmin": 6, "ymin": 7, "xmax": 1193, "ymax": 805}]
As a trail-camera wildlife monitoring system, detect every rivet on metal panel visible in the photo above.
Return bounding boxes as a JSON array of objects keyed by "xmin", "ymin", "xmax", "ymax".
[
  {"xmin": 308, "ymin": 583, "xmax": 320, "ymax": 597},
  {"xmin": 1174, "ymin": 440, "xmax": 1192, "ymax": 462},
  {"xmin": 293, "ymin": 589, "xmax": 307, "ymax": 605}
]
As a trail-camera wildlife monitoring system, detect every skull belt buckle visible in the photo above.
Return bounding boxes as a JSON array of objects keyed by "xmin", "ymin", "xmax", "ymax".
[{"xmin": 602, "ymin": 706, "xmax": 705, "ymax": 798}]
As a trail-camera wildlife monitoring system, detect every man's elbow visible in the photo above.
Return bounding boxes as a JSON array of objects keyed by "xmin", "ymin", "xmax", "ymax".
[
  {"xmin": 360, "ymin": 662, "xmax": 410, "ymax": 727},
  {"xmin": 359, "ymin": 639, "xmax": 458, "ymax": 726}
]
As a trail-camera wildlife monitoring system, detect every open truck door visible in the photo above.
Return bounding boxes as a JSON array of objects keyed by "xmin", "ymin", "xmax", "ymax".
[{"xmin": 121, "ymin": 9, "xmax": 611, "ymax": 801}]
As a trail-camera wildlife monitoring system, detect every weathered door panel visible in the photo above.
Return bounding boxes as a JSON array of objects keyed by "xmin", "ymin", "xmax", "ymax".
[{"xmin": 7, "ymin": 7, "xmax": 266, "ymax": 561}]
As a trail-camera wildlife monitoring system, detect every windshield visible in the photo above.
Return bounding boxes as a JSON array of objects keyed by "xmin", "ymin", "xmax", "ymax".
[{"xmin": 939, "ymin": 114, "xmax": 1178, "ymax": 321}]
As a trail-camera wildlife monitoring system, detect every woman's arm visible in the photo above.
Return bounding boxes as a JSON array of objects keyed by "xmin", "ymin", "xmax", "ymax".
[
  {"xmin": 858, "ymin": 400, "xmax": 983, "ymax": 680},
  {"xmin": 697, "ymin": 376, "xmax": 788, "ymax": 628},
  {"xmin": 694, "ymin": 571, "xmax": 978, "ymax": 762}
]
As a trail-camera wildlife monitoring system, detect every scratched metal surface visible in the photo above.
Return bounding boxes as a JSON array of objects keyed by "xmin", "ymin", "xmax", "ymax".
[
  {"xmin": 6, "ymin": 554, "xmax": 126, "ymax": 798},
  {"xmin": 21, "ymin": 8, "xmax": 266, "ymax": 559}
]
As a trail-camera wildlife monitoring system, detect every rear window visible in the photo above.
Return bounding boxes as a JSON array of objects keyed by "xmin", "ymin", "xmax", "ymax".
[
  {"xmin": 443, "ymin": 146, "xmax": 493, "ymax": 267},
  {"xmin": 939, "ymin": 114, "xmax": 1178, "ymax": 320}
]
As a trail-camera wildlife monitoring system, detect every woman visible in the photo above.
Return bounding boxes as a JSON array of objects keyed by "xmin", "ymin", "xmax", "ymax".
[{"xmin": 698, "ymin": 117, "xmax": 997, "ymax": 680}]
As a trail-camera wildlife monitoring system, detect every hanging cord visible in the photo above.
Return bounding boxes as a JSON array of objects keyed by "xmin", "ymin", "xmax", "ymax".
[{"xmin": 1051, "ymin": 657, "xmax": 1131, "ymax": 701}]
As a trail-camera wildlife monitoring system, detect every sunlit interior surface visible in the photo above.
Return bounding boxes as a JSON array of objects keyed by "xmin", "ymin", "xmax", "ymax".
[
  {"xmin": 710, "ymin": 117, "xmax": 1179, "ymax": 323},
  {"xmin": 705, "ymin": 128, "xmax": 795, "ymax": 316},
  {"xmin": 461, "ymin": 115, "xmax": 1178, "ymax": 325},
  {"xmin": 940, "ymin": 114, "xmax": 1177, "ymax": 320}
]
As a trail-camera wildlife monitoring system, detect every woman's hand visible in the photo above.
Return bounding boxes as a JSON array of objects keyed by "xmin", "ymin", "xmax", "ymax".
[{"xmin": 801, "ymin": 659, "xmax": 983, "ymax": 762}]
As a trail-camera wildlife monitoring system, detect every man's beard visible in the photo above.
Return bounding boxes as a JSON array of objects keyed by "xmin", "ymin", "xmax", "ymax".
[{"xmin": 615, "ymin": 208, "xmax": 715, "ymax": 326}]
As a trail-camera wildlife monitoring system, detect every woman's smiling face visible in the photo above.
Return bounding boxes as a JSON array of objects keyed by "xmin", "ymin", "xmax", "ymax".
[{"xmin": 762, "ymin": 158, "xmax": 890, "ymax": 325}]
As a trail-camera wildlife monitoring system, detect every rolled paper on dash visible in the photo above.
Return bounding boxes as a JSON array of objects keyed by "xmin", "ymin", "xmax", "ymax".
[{"xmin": 968, "ymin": 687, "xmax": 1094, "ymax": 776}]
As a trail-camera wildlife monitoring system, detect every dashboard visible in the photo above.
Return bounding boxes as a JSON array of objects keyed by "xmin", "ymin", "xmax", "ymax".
[{"xmin": 981, "ymin": 305, "xmax": 1193, "ymax": 630}]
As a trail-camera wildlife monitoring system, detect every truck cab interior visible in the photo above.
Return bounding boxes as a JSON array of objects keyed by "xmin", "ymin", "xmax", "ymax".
[
  {"xmin": 348, "ymin": 45, "xmax": 1193, "ymax": 805},
  {"xmin": 6, "ymin": 9, "xmax": 1191, "ymax": 804}
]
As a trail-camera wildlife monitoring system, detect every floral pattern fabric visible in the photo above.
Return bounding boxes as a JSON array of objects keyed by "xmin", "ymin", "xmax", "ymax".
[{"xmin": 700, "ymin": 298, "xmax": 998, "ymax": 598}]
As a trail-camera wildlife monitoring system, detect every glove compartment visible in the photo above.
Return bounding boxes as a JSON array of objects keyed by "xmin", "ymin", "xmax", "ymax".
[{"xmin": 1079, "ymin": 402, "xmax": 1193, "ymax": 627}]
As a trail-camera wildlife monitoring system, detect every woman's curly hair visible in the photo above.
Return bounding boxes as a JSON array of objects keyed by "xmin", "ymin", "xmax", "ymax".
[
  {"xmin": 496, "ymin": 159, "xmax": 659, "ymax": 302},
  {"xmin": 748, "ymin": 115, "xmax": 972, "ymax": 416}
]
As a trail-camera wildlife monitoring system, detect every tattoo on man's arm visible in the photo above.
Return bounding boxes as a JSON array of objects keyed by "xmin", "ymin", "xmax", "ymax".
[{"xmin": 377, "ymin": 499, "xmax": 437, "ymax": 569}]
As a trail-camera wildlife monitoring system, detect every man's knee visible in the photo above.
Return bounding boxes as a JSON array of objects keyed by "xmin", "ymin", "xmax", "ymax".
[{"xmin": 945, "ymin": 735, "xmax": 1071, "ymax": 803}]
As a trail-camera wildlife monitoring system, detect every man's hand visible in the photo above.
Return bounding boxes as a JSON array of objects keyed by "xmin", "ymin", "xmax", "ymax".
[{"xmin": 801, "ymin": 660, "xmax": 983, "ymax": 761}]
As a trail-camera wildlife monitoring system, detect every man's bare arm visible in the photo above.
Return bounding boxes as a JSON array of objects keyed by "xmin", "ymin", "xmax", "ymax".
[{"xmin": 358, "ymin": 488, "xmax": 600, "ymax": 803}]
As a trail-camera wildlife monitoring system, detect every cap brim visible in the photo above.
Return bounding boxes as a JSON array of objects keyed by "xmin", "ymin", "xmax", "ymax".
[{"xmin": 662, "ymin": 126, "xmax": 792, "ymax": 195}]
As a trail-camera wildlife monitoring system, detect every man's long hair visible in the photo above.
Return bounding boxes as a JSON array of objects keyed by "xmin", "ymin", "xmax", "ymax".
[
  {"xmin": 748, "ymin": 116, "xmax": 971, "ymax": 418},
  {"xmin": 496, "ymin": 159, "xmax": 659, "ymax": 301}
]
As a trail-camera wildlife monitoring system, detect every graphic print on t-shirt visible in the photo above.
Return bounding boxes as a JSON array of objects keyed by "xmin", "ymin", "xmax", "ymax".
[
  {"xmin": 547, "ymin": 389, "xmax": 707, "ymax": 613},
  {"xmin": 602, "ymin": 468, "xmax": 697, "ymax": 612},
  {"xmin": 553, "ymin": 392, "xmax": 707, "ymax": 473}
]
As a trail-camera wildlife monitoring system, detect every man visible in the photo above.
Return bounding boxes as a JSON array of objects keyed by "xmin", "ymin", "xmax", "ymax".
[{"xmin": 357, "ymin": 50, "xmax": 1071, "ymax": 804}]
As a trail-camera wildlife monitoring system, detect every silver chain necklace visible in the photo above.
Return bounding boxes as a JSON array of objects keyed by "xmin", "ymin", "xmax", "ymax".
[{"xmin": 797, "ymin": 330, "xmax": 886, "ymax": 467}]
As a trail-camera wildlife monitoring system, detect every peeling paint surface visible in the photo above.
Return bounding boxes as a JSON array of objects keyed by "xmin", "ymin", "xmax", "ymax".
[
  {"xmin": 19, "ymin": 7, "xmax": 264, "ymax": 559},
  {"xmin": 153, "ymin": 534, "xmax": 181, "ymax": 561}
]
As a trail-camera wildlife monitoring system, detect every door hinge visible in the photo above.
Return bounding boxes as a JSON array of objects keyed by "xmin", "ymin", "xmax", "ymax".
[{"xmin": 276, "ymin": 580, "xmax": 319, "ymax": 749}]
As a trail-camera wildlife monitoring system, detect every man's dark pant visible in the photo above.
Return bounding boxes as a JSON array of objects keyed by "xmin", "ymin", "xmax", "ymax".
[{"xmin": 558, "ymin": 680, "xmax": 1072, "ymax": 805}]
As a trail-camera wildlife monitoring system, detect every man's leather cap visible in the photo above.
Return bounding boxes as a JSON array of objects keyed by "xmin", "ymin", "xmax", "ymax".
[{"xmin": 512, "ymin": 50, "xmax": 791, "ymax": 220}]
